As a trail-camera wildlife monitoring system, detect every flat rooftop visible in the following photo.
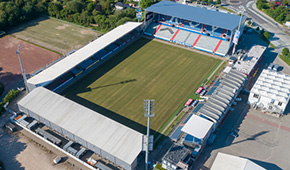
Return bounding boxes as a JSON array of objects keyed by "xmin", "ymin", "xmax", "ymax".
[
  {"xmin": 17, "ymin": 87, "xmax": 144, "ymax": 165},
  {"xmin": 233, "ymin": 45, "xmax": 266, "ymax": 75}
]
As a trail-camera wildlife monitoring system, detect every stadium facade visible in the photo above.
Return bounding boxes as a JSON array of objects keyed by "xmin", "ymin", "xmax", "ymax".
[{"xmin": 144, "ymin": 1, "xmax": 246, "ymax": 56}]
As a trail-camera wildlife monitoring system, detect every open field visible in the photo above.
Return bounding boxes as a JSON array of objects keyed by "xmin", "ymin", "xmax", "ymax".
[
  {"xmin": 63, "ymin": 38, "xmax": 220, "ymax": 133},
  {"xmin": 0, "ymin": 36, "xmax": 60, "ymax": 97},
  {"xmin": 10, "ymin": 17, "xmax": 100, "ymax": 55}
]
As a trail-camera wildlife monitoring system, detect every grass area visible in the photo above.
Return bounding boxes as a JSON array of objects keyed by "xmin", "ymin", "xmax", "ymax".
[
  {"xmin": 163, "ymin": 111, "xmax": 185, "ymax": 136},
  {"xmin": 280, "ymin": 54, "xmax": 290, "ymax": 66},
  {"xmin": 206, "ymin": 61, "xmax": 225, "ymax": 85},
  {"xmin": 63, "ymin": 37, "xmax": 220, "ymax": 133},
  {"xmin": 154, "ymin": 164, "xmax": 166, "ymax": 170},
  {"xmin": 217, "ymin": 5, "xmax": 236, "ymax": 13},
  {"xmin": 269, "ymin": 42, "xmax": 276, "ymax": 49},
  {"xmin": 11, "ymin": 17, "xmax": 100, "ymax": 54}
]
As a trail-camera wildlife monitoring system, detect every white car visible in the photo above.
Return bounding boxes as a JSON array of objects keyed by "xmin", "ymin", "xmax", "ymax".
[
  {"xmin": 267, "ymin": 63, "xmax": 274, "ymax": 70},
  {"xmin": 273, "ymin": 64, "xmax": 279, "ymax": 71}
]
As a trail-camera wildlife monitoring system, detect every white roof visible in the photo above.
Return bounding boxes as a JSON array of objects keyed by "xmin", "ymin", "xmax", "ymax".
[
  {"xmin": 27, "ymin": 22, "xmax": 142, "ymax": 86},
  {"xmin": 233, "ymin": 45, "xmax": 266, "ymax": 75},
  {"xmin": 250, "ymin": 69, "xmax": 290, "ymax": 103},
  {"xmin": 181, "ymin": 114, "xmax": 213, "ymax": 139},
  {"xmin": 211, "ymin": 152, "xmax": 266, "ymax": 170},
  {"xmin": 18, "ymin": 87, "xmax": 143, "ymax": 165}
]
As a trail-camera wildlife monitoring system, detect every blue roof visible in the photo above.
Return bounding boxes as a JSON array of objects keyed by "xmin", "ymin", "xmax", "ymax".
[{"xmin": 145, "ymin": 1, "xmax": 245, "ymax": 30}]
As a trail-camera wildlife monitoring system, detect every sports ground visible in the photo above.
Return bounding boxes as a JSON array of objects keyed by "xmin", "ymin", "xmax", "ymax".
[
  {"xmin": 63, "ymin": 37, "xmax": 220, "ymax": 132},
  {"xmin": 10, "ymin": 17, "xmax": 100, "ymax": 55}
]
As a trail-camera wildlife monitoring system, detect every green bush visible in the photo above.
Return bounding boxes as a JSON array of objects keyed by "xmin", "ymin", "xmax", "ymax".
[
  {"xmin": 260, "ymin": 28, "xmax": 264, "ymax": 35},
  {"xmin": 247, "ymin": 20, "xmax": 252, "ymax": 25},
  {"xmin": 0, "ymin": 89, "xmax": 19, "ymax": 113},
  {"xmin": 263, "ymin": 31, "xmax": 271, "ymax": 39},
  {"xmin": 282, "ymin": 48, "xmax": 289, "ymax": 56}
]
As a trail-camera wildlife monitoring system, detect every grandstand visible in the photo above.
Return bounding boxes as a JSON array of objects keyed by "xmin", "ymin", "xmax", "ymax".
[
  {"xmin": 144, "ymin": 1, "xmax": 246, "ymax": 56},
  {"xmin": 27, "ymin": 22, "xmax": 142, "ymax": 92}
]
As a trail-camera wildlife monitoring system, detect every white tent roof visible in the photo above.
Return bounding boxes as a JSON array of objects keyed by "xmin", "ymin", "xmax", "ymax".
[
  {"xmin": 181, "ymin": 114, "xmax": 213, "ymax": 139},
  {"xmin": 28, "ymin": 22, "xmax": 142, "ymax": 86},
  {"xmin": 211, "ymin": 152, "xmax": 266, "ymax": 170},
  {"xmin": 250, "ymin": 69, "xmax": 290, "ymax": 103},
  {"xmin": 18, "ymin": 87, "xmax": 143, "ymax": 165}
]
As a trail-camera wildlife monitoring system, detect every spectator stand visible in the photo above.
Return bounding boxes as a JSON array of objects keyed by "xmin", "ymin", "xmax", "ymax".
[{"xmin": 144, "ymin": 1, "xmax": 247, "ymax": 57}]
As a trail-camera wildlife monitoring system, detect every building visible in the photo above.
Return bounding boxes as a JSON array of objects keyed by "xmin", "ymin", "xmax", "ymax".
[
  {"xmin": 232, "ymin": 45, "xmax": 266, "ymax": 77},
  {"xmin": 27, "ymin": 22, "xmax": 142, "ymax": 92},
  {"xmin": 18, "ymin": 87, "xmax": 144, "ymax": 170},
  {"xmin": 180, "ymin": 69, "xmax": 247, "ymax": 160},
  {"xmin": 143, "ymin": 1, "xmax": 247, "ymax": 56},
  {"xmin": 162, "ymin": 143, "xmax": 192, "ymax": 170},
  {"xmin": 115, "ymin": 2, "xmax": 130, "ymax": 10},
  {"xmin": 211, "ymin": 152, "xmax": 266, "ymax": 170},
  {"xmin": 248, "ymin": 69, "xmax": 290, "ymax": 115}
]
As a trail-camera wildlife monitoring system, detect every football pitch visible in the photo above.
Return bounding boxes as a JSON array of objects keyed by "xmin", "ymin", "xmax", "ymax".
[{"xmin": 63, "ymin": 37, "xmax": 221, "ymax": 133}]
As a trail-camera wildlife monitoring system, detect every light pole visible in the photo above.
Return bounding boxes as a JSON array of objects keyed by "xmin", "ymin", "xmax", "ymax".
[
  {"xmin": 232, "ymin": 6, "xmax": 245, "ymax": 55},
  {"xmin": 16, "ymin": 44, "xmax": 30, "ymax": 93},
  {"xmin": 144, "ymin": 99, "xmax": 154, "ymax": 170}
]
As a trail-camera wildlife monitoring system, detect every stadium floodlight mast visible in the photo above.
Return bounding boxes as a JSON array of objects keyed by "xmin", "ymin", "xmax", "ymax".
[
  {"xmin": 144, "ymin": 99, "xmax": 155, "ymax": 170},
  {"xmin": 16, "ymin": 44, "xmax": 30, "ymax": 93},
  {"xmin": 232, "ymin": 6, "xmax": 245, "ymax": 55}
]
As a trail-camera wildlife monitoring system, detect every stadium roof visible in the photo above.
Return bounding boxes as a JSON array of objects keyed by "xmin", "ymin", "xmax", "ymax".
[
  {"xmin": 18, "ymin": 87, "xmax": 144, "ymax": 165},
  {"xmin": 211, "ymin": 152, "xmax": 266, "ymax": 170},
  {"xmin": 27, "ymin": 22, "xmax": 142, "ymax": 87},
  {"xmin": 181, "ymin": 114, "xmax": 213, "ymax": 139},
  {"xmin": 145, "ymin": 1, "xmax": 245, "ymax": 30},
  {"xmin": 197, "ymin": 69, "xmax": 247, "ymax": 123}
]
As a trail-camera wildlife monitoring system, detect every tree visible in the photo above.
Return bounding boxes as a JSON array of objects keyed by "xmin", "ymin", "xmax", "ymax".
[
  {"xmin": 216, "ymin": 0, "xmax": 221, "ymax": 4},
  {"xmin": 140, "ymin": 0, "xmax": 153, "ymax": 9},
  {"xmin": 263, "ymin": 31, "xmax": 271, "ymax": 39},
  {"xmin": 282, "ymin": 48, "xmax": 289, "ymax": 56},
  {"xmin": 260, "ymin": 28, "xmax": 264, "ymax": 35},
  {"xmin": 256, "ymin": 26, "xmax": 260, "ymax": 31},
  {"xmin": 66, "ymin": 0, "xmax": 84, "ymax": 13},
  {"xmin": 247, "ymin": 20, "xmax": 251, "ymax": 25},
  {"xmin": 208, "ymin": 0, "xmax": 213, "ymax": 4}
]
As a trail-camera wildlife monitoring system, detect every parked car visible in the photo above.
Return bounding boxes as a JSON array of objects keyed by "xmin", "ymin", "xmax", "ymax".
[
  {"xmin": 273, "ymin": 64, "xmax": 279, "ymax": 71},
  {"xmin": 268, "ymin": 63, "xmax": 274, "ymax": 70}
]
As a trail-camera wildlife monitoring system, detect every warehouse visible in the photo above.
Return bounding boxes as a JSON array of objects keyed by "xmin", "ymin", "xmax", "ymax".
[
  {"xmin": 18, "ymin": 87, "xmax": 144, "ymax": 170},
  {"xmin": 248, "ymin": 69, "xmax": 290, "ymax": 115}
]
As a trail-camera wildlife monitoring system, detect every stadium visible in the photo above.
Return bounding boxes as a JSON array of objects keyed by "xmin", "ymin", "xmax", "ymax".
[{"xmin": 17, "ymin": 1, "xmax": 246, "ymax": 170}]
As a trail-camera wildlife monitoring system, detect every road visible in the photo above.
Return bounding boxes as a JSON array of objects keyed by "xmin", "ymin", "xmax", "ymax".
[{"xmin": 223, "ymin": 0, "xmax": 290, "ymax": 74}]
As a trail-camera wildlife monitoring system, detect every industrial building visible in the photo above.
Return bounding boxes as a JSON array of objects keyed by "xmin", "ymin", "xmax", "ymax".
[
  {"xmin": 211, "ymin": 153, "xmax": 266, "ymax": 170},
  {"xmin": 248, "ymin": 69, "xmax": 290, "ymax": 115},
  {"xmin": 18, "ymin": 87, "xmax": 144, "ymax": 170},
  {"xmin": 144, "ymin": 1, "xmax": 246, "ymax": 56},
  {"xmin": 161, "ymin": 143, "xmax": 192, "ymax": 170},
  {"xmin": 232, "ymin": 45, "xmax": 266, "ymax": 76}
]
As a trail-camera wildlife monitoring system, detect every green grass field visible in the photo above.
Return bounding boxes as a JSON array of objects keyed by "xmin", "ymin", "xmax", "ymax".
[
  {"xmin": 62, "ymin": 38, "xmax": 220, "ymax": 133},
  {"xmin": 10, "ymin": 17, "xmax": 100, "ymax": 55}
]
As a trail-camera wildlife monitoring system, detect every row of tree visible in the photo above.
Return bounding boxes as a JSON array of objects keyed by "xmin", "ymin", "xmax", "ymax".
[
  {"xmin": 0, "ymin": 0, "xmax": 155, "ymax": 32},
  {"xmin": 256, "ymin": 0, "xmax": 290, "ymax": 24},
  {"xmin": 0, "ymin": 0, "xmax": 47, "ymax": 30}
]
